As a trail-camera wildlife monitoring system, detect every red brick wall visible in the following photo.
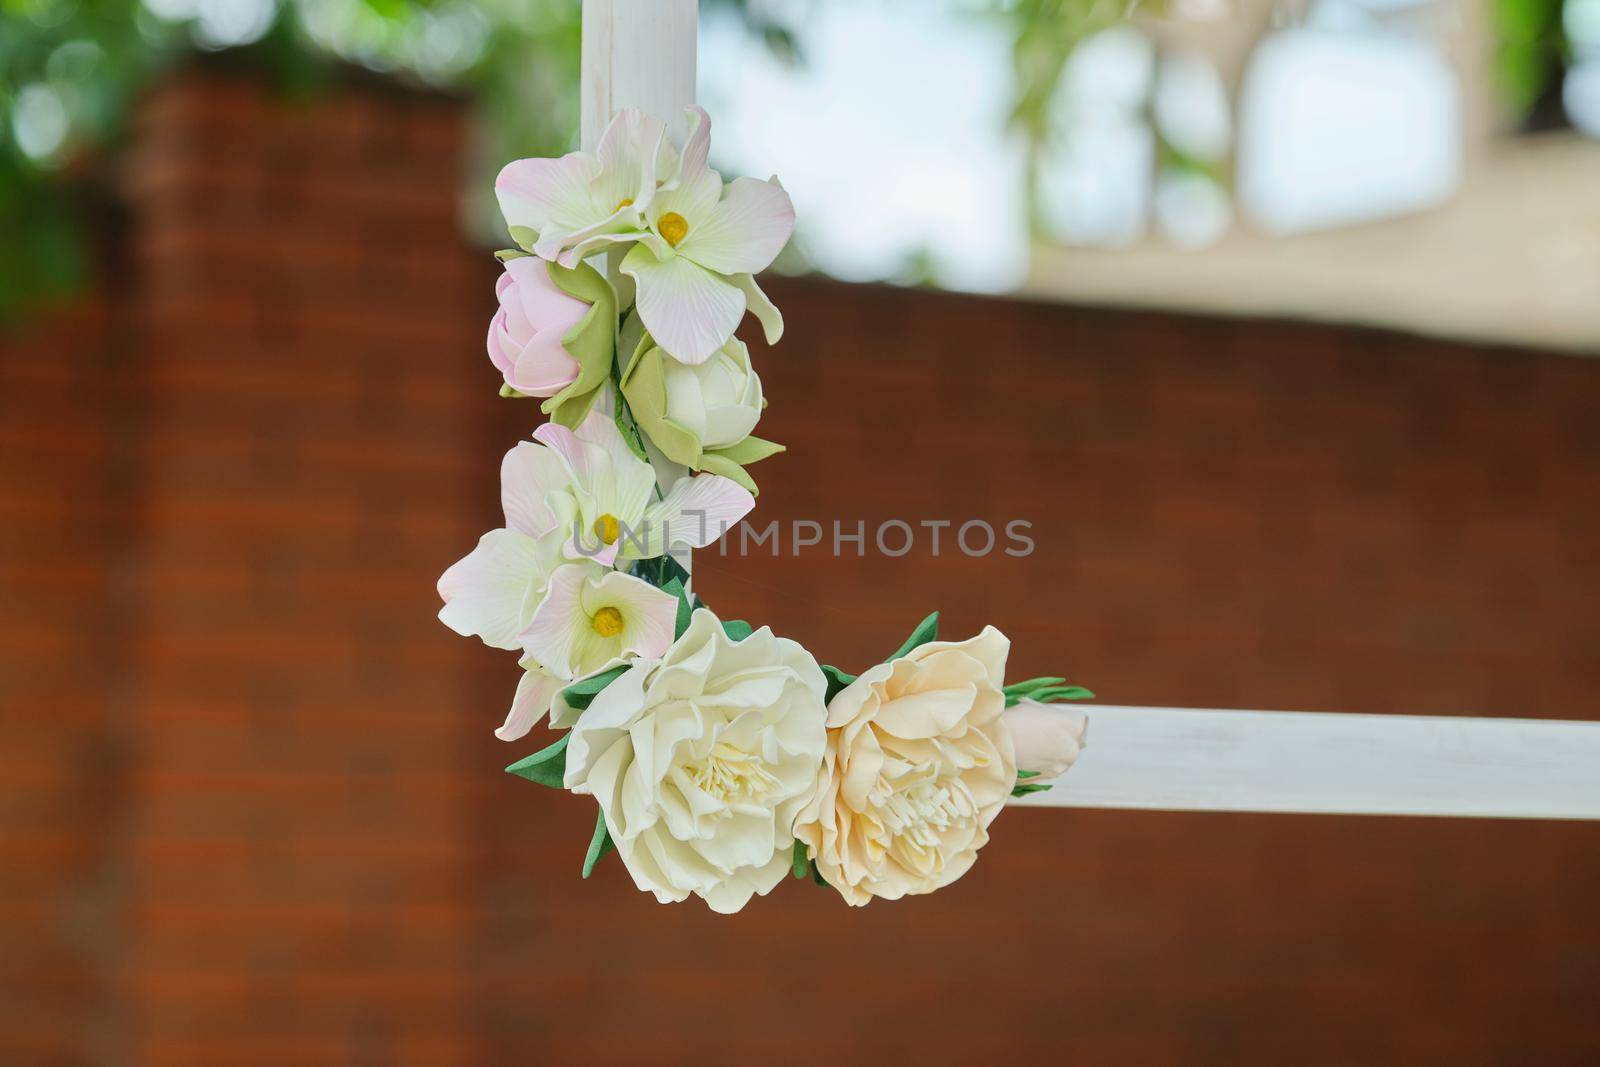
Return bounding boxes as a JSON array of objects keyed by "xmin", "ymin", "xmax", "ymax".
[
  {"xmin": 112, "ymin": 72, "xmax": 489, "ymax": 1066},
  {"xmin": 0, "ymin": 288, "xmax": 119, "ymax": 1067},
  {"xmin": 3, "ymin": 68, "xmax": 1598, "ymax": 1066}
]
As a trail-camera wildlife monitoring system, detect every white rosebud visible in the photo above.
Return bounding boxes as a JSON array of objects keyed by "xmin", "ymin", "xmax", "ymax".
[
  {"xmin": 1004, "ymin": 698, "xmax": 1088, "ymax": 780},
  {"xmin": 660, "ymin": 338, "xmax": 763, "ymax": 451}
]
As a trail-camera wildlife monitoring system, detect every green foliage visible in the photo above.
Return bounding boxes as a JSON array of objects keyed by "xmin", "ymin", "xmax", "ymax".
[
  {"xmin": 887, "ymin": 611, "xmax": 939, "ymax": 661},
  {"xmin": 1002, "ymin": 676, "xmax": 1094, "ymax": 708},
  {"xmin": 819, "ymin": 663, "xmax": 856, "ymax": 703},
  {"xmin": 1492, "ymin": 0, "xmax": 1568, "ymax": 126},
  {"xmin": 582, "ymin": 808, "xmax": 614, "ymax": 877},
  {"xmin": 505, "ymin": 732, "xmax": 570, "ymax": 788},
  {"xmin": 560, "ymin": 664, "xmax": 629, "ymax": 712}
]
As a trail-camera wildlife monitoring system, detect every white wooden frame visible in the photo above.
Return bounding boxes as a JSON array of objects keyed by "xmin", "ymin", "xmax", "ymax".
[{"xmin": 582, "ymin": 0, "xmax": 1600, "ymax": 823}]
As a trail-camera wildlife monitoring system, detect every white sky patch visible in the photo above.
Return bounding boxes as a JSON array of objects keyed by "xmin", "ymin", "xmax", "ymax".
[{"xmin": 699, "ymin": 3, "xmax": 1028, "ymax": 293}]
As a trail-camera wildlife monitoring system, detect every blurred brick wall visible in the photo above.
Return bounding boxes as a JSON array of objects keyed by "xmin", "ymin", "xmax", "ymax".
[
  {"xmin": 3, "ymin": 67, "xmax": 1599, "ymax": 1067},
  {"xmin": 112, "ymin": 73, "xmax": 490, "ymax": 1066},
  {"xmin": 0, "ymin": 285, "xmax": 119, "ymax": 1066}
]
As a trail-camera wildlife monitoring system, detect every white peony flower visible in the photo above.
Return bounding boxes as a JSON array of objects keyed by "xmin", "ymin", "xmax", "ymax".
[
  {"xmin": 561, "ymin": 609, "xmax": 827, "ymax": 913},
  {"xmin": 793, "ymin": 627, "xmax": 1016, "ymax": 906}
]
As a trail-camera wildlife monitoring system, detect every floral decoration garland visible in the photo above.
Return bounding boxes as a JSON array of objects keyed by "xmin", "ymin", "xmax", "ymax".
[{"xmin": 438, "ymin": 107, "xmax": 1092, "ymax": 913}]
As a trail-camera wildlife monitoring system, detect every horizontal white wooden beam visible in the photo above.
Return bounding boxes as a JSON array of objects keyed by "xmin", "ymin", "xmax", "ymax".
[{"xmin": 1012, "ymin": 706, "xmax": 1600, "ymax": 820}]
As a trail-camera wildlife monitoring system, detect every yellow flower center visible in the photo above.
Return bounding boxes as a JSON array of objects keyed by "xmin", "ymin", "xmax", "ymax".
[
  {"xmin": 614, "ymin": 197, "xmax": 634, "ymax": 212},
  {"xmin": 593, "ymin": 513, "xmax": 621, "ymax": 545},
  {"xmin": 687, "ymin": 742, "xmax": 781, "ymax": 804},
  {"xmin": 658, "ymin": 211, "xmax": 689, "ymax": 247},
  {"xmin": 590, "ymin": 606, "xmax": 625, "ymax": 637}
]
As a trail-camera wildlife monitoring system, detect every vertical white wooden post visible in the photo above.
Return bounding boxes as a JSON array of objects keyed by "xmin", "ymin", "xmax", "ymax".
[
  {"xmin": 581, "ymin": 0, "xmax": 699, "ymax": 152},
  {"xmin": 581, "ymin": 0, "xmax": 700, "ymax": 575}
]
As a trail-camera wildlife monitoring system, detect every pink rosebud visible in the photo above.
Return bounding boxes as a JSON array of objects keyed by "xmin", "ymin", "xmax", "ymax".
[
  {"xmin": 487, "ymin": 257, "xmax": 589, "ymax": 397},
  {"xmin": 1004, "ymin": 699, "xmax": 1088, "ymax": 781}
]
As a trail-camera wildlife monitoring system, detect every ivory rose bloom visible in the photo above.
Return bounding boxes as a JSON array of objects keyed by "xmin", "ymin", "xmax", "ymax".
[
  {"xmin": 793, "ymin": 627, "xmax": 1016, "ymax": 906},
  {"xmin": 487, "ymin": 257, "xmax": 587, "ymax": 397},
  {"xmin": 561, "ymin": 609, "xmax": 827, "ymax": 913},
  {"xmin": 1005, "ymin": 699, "xmax": 1089, "ymax": 780}
]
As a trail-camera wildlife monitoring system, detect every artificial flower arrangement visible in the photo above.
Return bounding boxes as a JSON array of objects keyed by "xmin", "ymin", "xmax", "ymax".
[{"xmin": 439, "ymin": 107, "xmax": 1092, "ymax": 913}]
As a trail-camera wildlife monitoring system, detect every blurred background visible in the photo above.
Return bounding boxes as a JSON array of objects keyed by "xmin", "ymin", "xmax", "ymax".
[{"xmin": 3, "ymin": 0, "xmax": 1599, "ymax": 1064}]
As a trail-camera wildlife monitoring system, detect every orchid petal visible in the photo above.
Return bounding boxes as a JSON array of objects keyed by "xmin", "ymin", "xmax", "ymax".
[
  {"xmin": 681, "ymin": 177, "xmax": 794, "ymax": 275},
  {"xmin": 495, "ymin": 152, "xmax": 599, "ymax": 243},
  {"xmin": 437, "ymin": 529, "xmax": 551, "ymax": 650},
  {"xmin": 500, "ymin": 441, "xmax": 567, "ymax": 537},
  {"xmin": 652, "ymin": 106, "xmax": 723, "ymax": 227},
  {"xmin": 621, "ymin": 244, "xmax": 744, "ymax": 365},
  {"xmin": 634, "ymin": 475, "xmax": 755, "ymax": 557},
  {"xmin": 730, "ymin": 273, "xmax": 784, "ymax": 346},
  {"xmin": 496, "ymin": 666, "xmax": 564, "ymax": 742}
]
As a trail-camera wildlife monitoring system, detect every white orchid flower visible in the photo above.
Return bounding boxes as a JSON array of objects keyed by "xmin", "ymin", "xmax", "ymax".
[
  {"xmin": 529, "ymin": 409, "xmax": 755, "ymax": 566},
  {"xmin": 520, "ymin": 565, "xmax": 678, "ymax": 681},
  {"xmin": 620, "ymin": 107, "xmax": 794, "ymax": 364},
  {"xmin": 436, "ymin": 443, "xmax": 577, "ymax": 651},
  {"xmin": 496, "ymin": 566, "xmax": 676, "ymax": 744},
  {"xmin": 495, "ymin": 108, "xmax": 668, "ymax": 267}
]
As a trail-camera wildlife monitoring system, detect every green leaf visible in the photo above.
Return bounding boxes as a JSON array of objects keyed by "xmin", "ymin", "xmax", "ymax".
[
  {"xmin": 540, "ymin": 260, "xmax": 620, "ymax": 430},
  {"xmin": 498, "ymin": 383, "xmax": 529, "ymax": 399},
  {"xmin": 1003, "ymin": 676, "xmax": 1066, "ymax": 697},
  {"xmin": 1015, "ymin": 769, "xmax": 1041, "ymax": 780},
  {"xmin": 695, "ymin": 450, "xmax": 759, "ymax": 495},
  {"xmin": 722, "ymin": 619, "xmax": 754, "ymax": 642},
  {"xmin": 711, "ymin": 434, "xmax": 786, "ymax": 466},
  {"xmin": 661, "ymin": 577, "xmax": 693, "ymax": 639},
  {"xmin": 582, "ymin": 809, "xmax": 614, "ymax": 878},
  {"xmin": 560, "ymin": 665, "xmax": 630, "ymax": 712},
  {"xmin": 791, "ymin": 840, "xmax": 809, "ymax": 880},
  {"xmin": 1003, "ymin": 678, "xmax": 1093, "ymax": 707},
  {"xmin": 887, "ymin": 611, "xmax": 939, "ymax": 661},
  {"xmin": 508, "ymin": 225, "xmax": 539, "ymax": 252},
  {"xmin": 612, "ymin": 387, "xmax": 650, "ymax": 462},
  {"xmin": 493, "ymin": 248, "xmax": 530, "ymax": 262},
  {"xmin": 1011, "ymin": 782, "xmax": 1054, "ymax": 798},
  {"xmin": 820, "ymin": 664, "xmax": 856, "ymax": 703},
  {"xmin": 632, "ymin": 554, "xmax": 691, "ymax": 591},
  {"xmin": 810, "ymin": 861, "xmax": 828, "ymax": 887},
  {"xmin": 505, "ymin": 733, "xmax": 570, "ymax": 788}
]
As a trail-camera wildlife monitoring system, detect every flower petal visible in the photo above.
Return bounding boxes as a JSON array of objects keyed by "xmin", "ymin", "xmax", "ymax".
[
  {"xmin": 520, "ymin": 563, "xmax": 597, "ymax": 679},
  {"xmin": 730, "ymin": 273, "xmax": 784, "ymax": 346},
  {"xmin": 682, "ymin": 177, "xmax": 795, "ymax": 275},
  {"xmin": 653, "ymin": 106, "xmax": 723, "ymax": 227},
  {"xmin": 593, "ymin": 108, "xmax": 668, "ymax": 214},
  {"xmin": 500, "ymin": 441, "xmax": 567, "ymax": 537},
  {"xmin": 634, "ymin": 474, "xmax": 755, "ymax": 556},
  {"xmin": 496, "ymin": 666, "xmax": 564, "ymax": 742},
  {"xmin": 495, "ymin": 151, "xmax": 600, "ymax": 242},
  {"xmin": 621, "ymin": 244, "xmax": 745, "ymax": 365},
  {"xmin": 436, "ymin": 528, "xmax": 551, "ymax": 650}
]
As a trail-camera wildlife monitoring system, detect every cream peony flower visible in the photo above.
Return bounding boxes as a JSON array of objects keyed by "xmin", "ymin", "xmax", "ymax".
[
  {"xmin": 1005, "ymin": 698, "xmax": 1089, "ymax": 780},
  {"xmin": 561, "ymin": 609, "xmax": 827, "ymax": 913},
  {"xmin": 793, "ymin": 627, "xmax": 1016, "ymax": 906}
]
